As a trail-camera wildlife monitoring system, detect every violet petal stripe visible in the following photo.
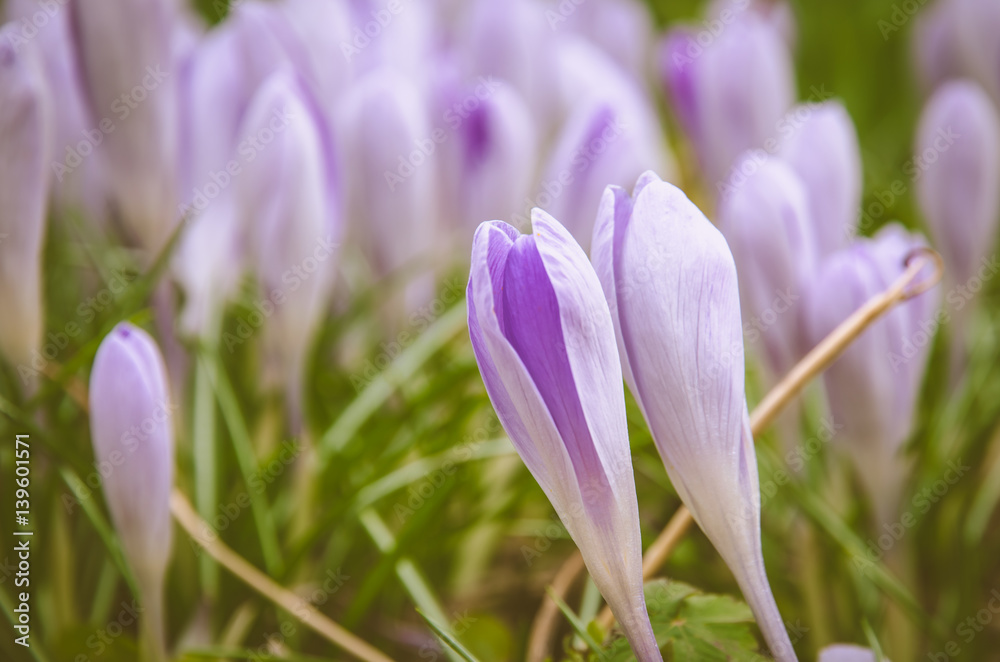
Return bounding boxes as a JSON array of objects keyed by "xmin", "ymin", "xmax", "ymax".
[{"xmin": 467, "ymin": 216, "xmax": 661, "ymax": 661}]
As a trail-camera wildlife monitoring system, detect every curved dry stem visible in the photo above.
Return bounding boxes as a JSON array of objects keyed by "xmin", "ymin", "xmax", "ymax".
[
  {"xmin": 553, "ymin": 250, "xmax": 944, "ymax": 643},
  {"xmin": 526, "ymin": 551, "xmax": 586, "ymax": 662},
  {"xmin": 170, "ymin": 490, "xmax": 393, "ymax": 662}
]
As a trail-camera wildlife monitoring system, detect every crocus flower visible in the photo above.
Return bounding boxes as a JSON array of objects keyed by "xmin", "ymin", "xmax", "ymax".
[
  {"xmin": 6, "ymin": 0, "xmax": 106, "ymax": 223},
  {"xmin": 539, "ymin": 38, "xmax": 673, "ymax": 251},
  {"xmin": 915, "ymin": 80, "xmax": 999, "ymax": 376},
  {"xmin": 911, "ymin": 0, "xmax": 964, "ymax": 93},
  {"xmin": 238, "ymin": 69, "xmax": 340, "ymax": 428},
  {"xmin": 555, "ymin": 0, "xmax": 654, "ymax": 81},
  {"xmin": 952, "ymin": 0, "xmax": 1000, "ymax": 104},
  {"xmin": 69, "ymin": 0, "xmax": 180, "ymax": 257},
  {"xmin": 342, "ymin": 0, "xmax": 435, "ymax": 84},
  {"xmin": 717, "ymin": 157, "xmax": 816, "ymax": 381},
  {"xmin": 467, "ymin": 214, "xmax": 661, "ymax": 661},
  {"xmin": 435, "ymin": 73, "xmax": 537, "ymax": 245},
  {"xmin": 777, "ymin": 101, "xmax": 863, "ymax": 256},
  {"xmin": 818, "ymin": 645, "xmax": 884, "ymax": 662},
  {"xmin": 337, "ymin": 67, "xmax": 437, "ymax": 310},
  {"xmin": 804, "ymin": 224, "xmax": 940, "ymax": 524},
  {"xmin": 173, "ymin": 25, "xmax": 252, "ymax": 338},
  {"xmin": 915, "ymin": 80, "xmax": 1000, "ymax": 295},
  {"xmin": 0, "ymin": 26, "xmax": 51, "ymax": 370},
  {"xmin": 592, "ymin": 171, "xmax": 797, "ymax": 661},
  {"xmin": 659, "ymin": 11, "xmax": 795, "ymax": 188},
  {"xmin": 459, "ymin": 0, "xmax": 555, "ymax": 127},
  {"xmin": 89, "ymin": 323, "xmax": 174, "ymax": 656},
  {"xmin": 282, "ymin": 0, "xmax": 354, "ymax": 103}
]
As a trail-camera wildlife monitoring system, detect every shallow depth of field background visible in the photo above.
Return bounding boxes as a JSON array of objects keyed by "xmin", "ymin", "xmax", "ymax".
[{"xmin": 2, "ymin": 0, "xmax": 1000, "ymax": 660}]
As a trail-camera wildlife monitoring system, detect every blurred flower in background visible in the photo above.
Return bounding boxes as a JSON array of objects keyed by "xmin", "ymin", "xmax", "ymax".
[{"xmin": 2, "ymin": 0, "xmax": 999, "ymax": 659}]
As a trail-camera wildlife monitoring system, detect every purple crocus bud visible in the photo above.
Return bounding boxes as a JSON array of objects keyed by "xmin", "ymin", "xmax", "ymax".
[
  {"xmin": 0, "ymin": 26, "xmax": 51, "ymax": 369},
  {"xmin": 89, "ymin": 323, "xmax": 174, "ymax": 653},
  {"xmin": 467, "ymin": 214, "xmax": 661, "ymax": 661},
  {"xmin": 911, "ymin": 0, "xmax": 964, "ymax": 93},
  {"xmin": 459, "ymin": 0, "xmax": 555, "ymax": 126},
  {"xmin": 69, "ymin": 0, "xmax": 180, "ymax": 257},
  {"xmin": 953, "ymin": 0, "xmax": 1000, "ymax": 103},
  {"xmin": 778, "ymin": 101, "xmax": 863, "ymax": 256},
  {"xmin": 173, "ymin": 30, "xmax": 246, "ymax": 338},
  {"xmin": 337, "ymin": 67, "xmax": 437, "ymax": 309},
  {"xmin": 282, "ymin": 0, "xmax": 354, "ymax": 103},
  {"xmin": 436, "ymin": 75, "xmax": 537, "ymax": 243},
  {"xmin": 239, "ymin": 69, "xmax": 340, "ymax": 425},
  {"xmin": 591, "ymin": 172, "xmax": 797, "ymax": 661},
  {"xmin": 706, "ymin": 0, "xmax": 798, "ymax": 47},
  {"xmin": 818, "ymin": 645, "xmax": 884, "ymax": 662},
  {"xmin": 915, "ymin": 80, "xmax": 1000, "ymax": 292},
  {"xmin": 804, "ymin": 224, "xmax": 940, "ymax": 524},
  {"xmin": 539, "ymin": 38, "xmax": 674, "ymax": 251},
  {"xmin": 343, "ymin": 0, "xmax": 435, "ymax": 84},
  {"xmin": 717, "ymin": 157, "xmax": 816, "ymax": 380},
  {"xmin": 553, "ymin": 0, "xmax": 654, "ymax": 81},
  {"xmin": 5, "ymin": 0, "xmax": 107, "ymax": 223},
  {"xmin": 659, "ymin": 12, "xmax": 795, "ymax": 188}
]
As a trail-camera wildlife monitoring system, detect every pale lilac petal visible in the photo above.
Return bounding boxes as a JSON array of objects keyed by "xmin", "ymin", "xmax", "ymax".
[
  {"xmin": 804, "ymin": 224, "xmax": 940, "ymax": 523},
  {"xmin": 436, "ymin": 76, "xmax": 537, "ymax": 239},
  {"xmin": 818, "ymin": 644, "xmax": 883, "ymax": 662},
  {"xmin": 915, "ymin": 80, "xmax": 1000, "ymax": 289},
  {"xmin": 69, "ymin": 0, "xmax": 179, "ymax": 255},
  {"xmin": 670, "ymin": 12, "xmax": 795, "ymax": 187},
  {"xmin": 89, "ymin": 323, "xmax": 174, "ymax": 578},
  {"xmin": 338, "ymin": 67, "xmax": 437, "ymax": 309},
  {"xmin": 593, "ymin": 172, "xmax": 796, "ymax": 661},
  {"xmin": 238, "ymin": 70, "xmax": 340, "ymax": 416},
  {"xmin": 459, "ymin": 0, "xmax": 555, "ymax": 125},
  {"xmin": 953, "ymin": 0, "xmax": 1000, "ymax": 103},
  {"xmin": 718, "ymin": 157, "xmax": 816, "ymax": 378},
  {"xmin": 778, "ymin": 101, "xmax": 863, "ymax": 256},
  {"xmin": 0, "ymin": 26, "xmax": 51, "ymax": 367},
  {"xmin": 911, "ymin": 0, "xmax": 964, "ymax": 93}
]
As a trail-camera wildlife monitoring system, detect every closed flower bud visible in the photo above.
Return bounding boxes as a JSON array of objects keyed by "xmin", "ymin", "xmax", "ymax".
[
  {"xmin": 459, "ymin": 0, "xmax": 555, "ymax": 126},
  {"xmin": 592, "ymin": 171, "xmax": 797, "ymax": 661},
  {"xmin": 6, "ymin": 0, "xmax": 107, "ymax": 222},
  {"xmin": 70, "ymin": 0, "xmax": 179, "ymax": 256},
  {"xmin": 468, "ymin": 213, "xmax": 661, "ymax": 661},
  {"xmin": 717, "ymin": 157, "xmax": 816, "ymax": 379},
  {"xmin": 804, "ymin": 224, "xmax": 940, "ymax": 524},
  {"xmin": 659, "ymin": 12, "xmax": 795, "ymax": 187},
  {"xmin": 89, "ymin": 323, "xmax": 174, "ymax": 653},
  {"xmin": 819, "ymin": 645, "xmax": 885, "ymax": 662},
  {"xmin": 541, "ymin": 38, "xmax": 674, "ymax": 251},
  {"xmin": 556, "ymin": 0, "xmax": 654, "ymax": 81},
  {"xmin": 952, "ymin": 0, "xmax": 1000, "ymax": 104},
  {"xmin": 915, "ymin": 80, "xmax": 1000, "ymax": 292},
  {"xmin": 911, "ymin": 0, "xmax": 963, "ymax": 93},
  {"xmin": 338, "ymin": 67, "xmax": 437, "ymax": 309},
  {"xmin": 778, "ymin": 101, "xmax": 863, "ymax": 256},
  {"xmin": 173, "ymin": 26, "xmax": 252, "ymax": 338},
  {"xmin": 0, "ymin": 26, "xmax": 51, "ymax": 369},
  {"xmin": 436, "ymin": 75, "xmax": 537, "ymax": 243},
  {"xmin": 239, "ymin": 70, "xmax": 340, "ymax": 423}
]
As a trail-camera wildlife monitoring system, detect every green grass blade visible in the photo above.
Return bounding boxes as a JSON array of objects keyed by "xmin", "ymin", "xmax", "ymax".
[
  {"xmin": 417, "ymin": 609, "xmax": 482, "ymax": 662},
  {"xmin": 545, "ymin": 586, "xmax": 605, "ymax": 655},
  {"xmin": 315, "ymin": 303, "xmax": 466, "ymax": 468},
  {"xmin": 205, "ymin": 350, "xmax": 283, "ymax": 575}
]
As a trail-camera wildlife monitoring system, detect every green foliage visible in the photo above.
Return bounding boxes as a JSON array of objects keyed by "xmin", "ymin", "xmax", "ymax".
[{"xmin": 599, "ymin": 581, "xmax": 761, "ymax": 661}]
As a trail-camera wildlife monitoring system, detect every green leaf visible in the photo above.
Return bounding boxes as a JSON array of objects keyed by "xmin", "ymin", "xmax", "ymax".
[{"xmin": 598, "ymin": 580, "xmax": 761, "ymax": 661}]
